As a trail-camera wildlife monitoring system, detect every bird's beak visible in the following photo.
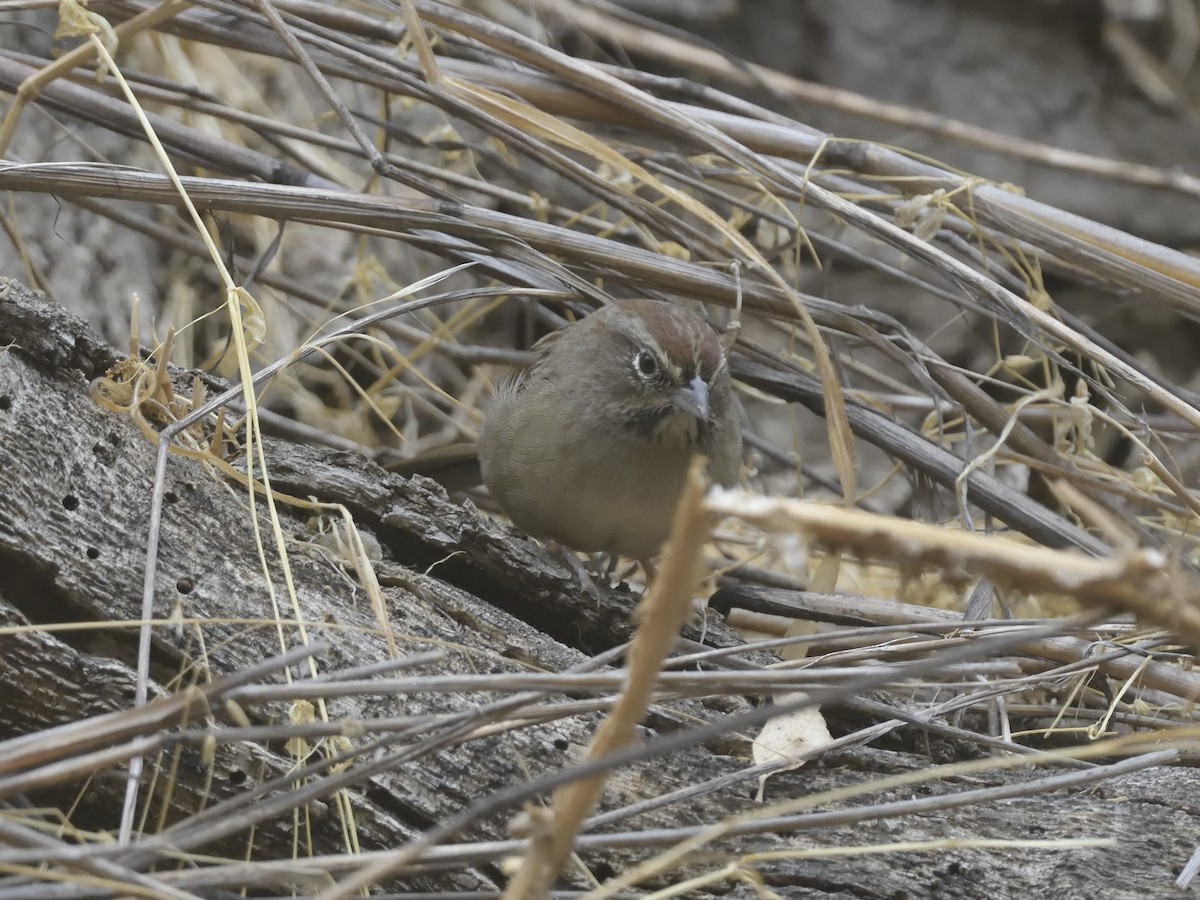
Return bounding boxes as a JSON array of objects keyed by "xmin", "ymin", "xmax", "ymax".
[{"xmin": 671, "ymin": 375, "xmax": 710, "ymax": 422}]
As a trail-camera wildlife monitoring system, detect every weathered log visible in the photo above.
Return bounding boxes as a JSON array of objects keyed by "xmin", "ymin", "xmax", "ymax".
[{"xmin": 0, "ymin": 277, "xmax": 1195, "ymax": 898}]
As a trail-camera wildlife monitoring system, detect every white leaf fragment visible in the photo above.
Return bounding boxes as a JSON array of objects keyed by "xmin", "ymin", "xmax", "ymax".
[{"xmin": 752, "ymin": 692, "xmax": 833, "ymax": 800}]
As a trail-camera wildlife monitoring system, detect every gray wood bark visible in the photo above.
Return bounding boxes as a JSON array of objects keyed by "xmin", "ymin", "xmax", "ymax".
[{"xmin": 0, "ymin": 276, "xmax": 1195, "ymax": 898}]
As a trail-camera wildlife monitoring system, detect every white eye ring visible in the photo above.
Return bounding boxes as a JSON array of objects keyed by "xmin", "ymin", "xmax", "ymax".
[{"xmin": 634, "ymin": 349, "xmax": 659, "ymax": 378}]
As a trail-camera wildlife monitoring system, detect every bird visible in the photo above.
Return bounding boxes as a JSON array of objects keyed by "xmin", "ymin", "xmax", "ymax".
[{"xmin": 478, "ymin": 298, "xmax": 741, "ymax": 565}]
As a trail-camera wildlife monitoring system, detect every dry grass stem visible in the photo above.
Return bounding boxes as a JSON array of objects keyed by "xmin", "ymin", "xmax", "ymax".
[{"xmin": 502, "ymin": 462, "xmax": 715, "ymax": 898}]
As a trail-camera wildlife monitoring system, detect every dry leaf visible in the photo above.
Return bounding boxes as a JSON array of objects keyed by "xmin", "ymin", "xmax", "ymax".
[{"xmin": 753, "ymin": 692, "xmax": 833, "ymax": 800}]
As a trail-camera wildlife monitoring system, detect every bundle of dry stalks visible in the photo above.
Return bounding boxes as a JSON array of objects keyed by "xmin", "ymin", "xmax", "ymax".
[{"xmin": 3, "ymin": 1, "xmax": 1200, "ymax": 897}]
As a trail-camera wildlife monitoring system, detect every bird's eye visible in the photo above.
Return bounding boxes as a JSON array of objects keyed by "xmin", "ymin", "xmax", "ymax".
[{"xmin": 634, "ymin": 349, "xmax": 659, "ymax": 378}]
